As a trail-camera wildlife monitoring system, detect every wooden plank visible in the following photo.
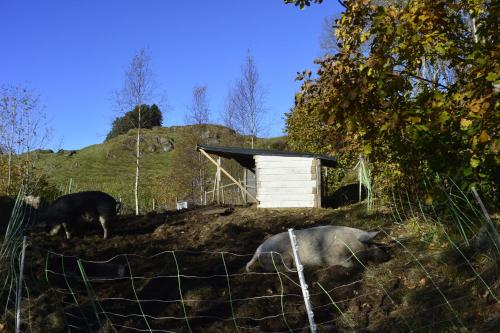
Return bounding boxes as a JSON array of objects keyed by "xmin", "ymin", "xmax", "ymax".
[
  {"xmin": 257, "ymin": 194, "xmax": 316, "ymax": 204},
  {"xmin": 262, "ymin": 179, "xmax": 314, "ymax": 187},
  {"xmin": 258, "ymin": 201, "xmax": 316, "ymax": 208},
  {"xmin": 256, "ymin": 162, "xmax": 314, "ymax": 169},
  {"xmin": 256, "ymin": 158, "xmax": 313, "ymax": 164},
  {"xmin": 257, "ymin": 191, "xmax": 315, "ymax": 197},
  {"xmin": 255, "ymin": 167, "xmax": 316, "ymax": 175},
  {"xmin": 257, "ymin": 180, "xmax": 317, "ymax": 188},
  {"xmin": 257, "ymin": 187, "xmax": 316, "ymax": 195},
  {"xmin": 257, "ymin": 173, "xmax": 315, "ymax": 182}
]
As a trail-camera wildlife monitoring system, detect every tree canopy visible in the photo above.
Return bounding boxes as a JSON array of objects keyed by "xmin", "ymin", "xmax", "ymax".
[
  {"xmin": 284, "ymin": 0, "xmax": 323, "ymax": 9},
  {"xmin": 106, "ymin": 104, "xmax": 162, "ymax": 141},
  {"xmin": 286, "ymin": 0, "xmax": 499, "ymax": 200}
]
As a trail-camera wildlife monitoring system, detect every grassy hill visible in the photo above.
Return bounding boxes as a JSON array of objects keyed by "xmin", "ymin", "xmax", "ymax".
[{"xmin": 31, "ymin": 124, "xmax": 287, "ymax": 211}]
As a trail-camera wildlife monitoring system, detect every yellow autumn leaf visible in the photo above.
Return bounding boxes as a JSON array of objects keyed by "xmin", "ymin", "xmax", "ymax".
[
  {"xmin": 469, "ymin": 98, "xmax": 489, "ymax": 115},
  {"xmin": 479, "ymin": 130, "xmax": 490, "ymax": 143},
  {"xmin": 460, "ymin": 118, "xmax": 472, "ymax": 130},
  {"xmin": 472, "ymin": 135, "xmax": 478, "ymax": 149},
  {"xmin": 468, "ymin": 99, "xmax": 481, "ymax": 113}
]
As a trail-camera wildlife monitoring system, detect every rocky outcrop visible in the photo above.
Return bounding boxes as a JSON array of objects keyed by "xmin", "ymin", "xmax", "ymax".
[
  {"xmin": 148, "ymin": 135, "xmax": 174, "ymax": 152},
  {"xmin": 200, "ymin": 129, "xmax": 221, "ymax": 145}
]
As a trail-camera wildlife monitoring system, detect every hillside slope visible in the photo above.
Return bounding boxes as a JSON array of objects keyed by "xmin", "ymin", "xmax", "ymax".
[{"xmin": 32, "ymin": 125, "xmax": 286, "ymax": 210}]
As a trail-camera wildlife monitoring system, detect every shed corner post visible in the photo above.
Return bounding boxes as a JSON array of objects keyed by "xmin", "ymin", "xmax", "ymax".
[
  {"xmin": 315, "ymin": 158, "xmax": 322, "ymax": 208},
  {"xmin": 243, "ymin": 168, "xmax": 248, "ymax": 205}
]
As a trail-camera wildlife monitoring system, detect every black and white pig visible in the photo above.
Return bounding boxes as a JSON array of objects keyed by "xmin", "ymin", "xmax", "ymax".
[
  {"xmin": 246, "ymin": 225, "xmax": 388, "ymax": 272},
  {"xmin": 37, "ymin": 191, "xmax": 120, "ymax": 239}
]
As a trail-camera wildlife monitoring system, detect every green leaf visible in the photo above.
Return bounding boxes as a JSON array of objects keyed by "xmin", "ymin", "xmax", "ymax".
[
  {"xmin": 486, "ymin": 72, "xmax": 498, "ymax": 82},
  {"xmin": 435, "ymin": 45, "xmax": 446, "ymax": 56},
  {"xmin": 363, "ymin": 143, "xmax": 372, "ymax": 155},
  {"xmin": 463, "ymin": 167, "xmax": 472, "ymax": 176},
  {"xmin": 470, "ymin": 156, "xmax": 480, "ymax": 168},
  {"xmin": 407, "ymin": 116, "xmax": 421, "ymax": 124},
  {"xmin": 439, "ymin": 111, "xmax": 450, "ymax": 124},
  {"xmin": 415, "ymin": 125, "xmax": 429, "ymax": 132}
]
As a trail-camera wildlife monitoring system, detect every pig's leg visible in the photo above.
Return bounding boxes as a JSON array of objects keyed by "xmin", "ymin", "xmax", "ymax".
[
  {"xmin": 282, "ymin": 255, "xmax": 295, "ymax": 272},
  {"xmin": 49, "ymin": 224, "xmax": 62, "ymax": 236},
  {"xmin": 62, "ymin": 223, "xmax": 71, "ymax": 239},
  {"xmin": 99, "ymin": 216, "xmax": 108, "ymax": 239}
]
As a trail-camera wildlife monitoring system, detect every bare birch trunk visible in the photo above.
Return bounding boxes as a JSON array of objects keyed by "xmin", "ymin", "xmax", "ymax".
[
  {"xmin": 471, "ymin": 17, "xmax": 479, "ymax": 44},
  {"xmin": 134, "ymin": 106, "xmax": 141, "ymax": 215},
  {"xmin": 7, "ymin": 150, "xmax": 12, "ymax": 190},
  {"xmin": 7, "ymin": 118, "xmax": 15, "ymax": 190}
]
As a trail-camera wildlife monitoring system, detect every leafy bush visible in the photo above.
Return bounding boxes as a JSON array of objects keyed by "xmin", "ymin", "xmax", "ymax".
[
  {"xmin": 0, "ymin": 157, "xmax": 60, "ymax": 199},
  {"xmin": 106, "ymin": 104, "xmax": 162, "ymax": 141},
  {"xmin": 286, "ymin": 0, "xmax": 499, "ymax": 204}
]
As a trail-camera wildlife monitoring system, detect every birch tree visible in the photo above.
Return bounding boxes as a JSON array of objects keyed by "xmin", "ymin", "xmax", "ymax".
[
  {"xmin": 113, "ymin": 49, "xmax": 155, "ymax": 215},
  {"xmin": 223, "ymin": 51, "xmax": 266, "ymax": 148},
  {"xmin": 183, "ymin": 85, "xmax": 212, "ymax": 203},
  {"xmin": 185, "ymin": 85, "xmax": 210, "ymax": 126},
  {"xmin": 0, "ymin": 85, "xmax": 50, "ymax": 193}
]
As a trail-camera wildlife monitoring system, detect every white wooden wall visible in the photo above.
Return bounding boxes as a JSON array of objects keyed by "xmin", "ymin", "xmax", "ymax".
[{"xmin": 255, "ymin": 156, "xmax": 320, "ymax": 208}]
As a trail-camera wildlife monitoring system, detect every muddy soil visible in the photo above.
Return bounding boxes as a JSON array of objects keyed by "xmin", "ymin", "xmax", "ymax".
[{"xmin": 4, "ymin": 205, "xmax": 499, "ymax": 332}]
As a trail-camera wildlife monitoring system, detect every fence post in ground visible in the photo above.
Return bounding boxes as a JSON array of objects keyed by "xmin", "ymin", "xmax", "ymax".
[
  {"xmin": 15, "ymin": 236, "xmax": 27, "ymax": 333},
  {"xmin": 288, "ymin": 229, "xmax": 317, "ymax": 333}
]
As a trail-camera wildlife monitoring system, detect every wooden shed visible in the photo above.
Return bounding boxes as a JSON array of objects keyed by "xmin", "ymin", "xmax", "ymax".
[{"xmin": 196, "ymin": 145, "xmax": 337, "ymax": 208}]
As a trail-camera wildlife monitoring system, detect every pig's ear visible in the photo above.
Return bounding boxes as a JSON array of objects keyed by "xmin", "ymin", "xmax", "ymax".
[{"xmin": 358, "ymin": 231, "xmax": 379, "ymax": 243}]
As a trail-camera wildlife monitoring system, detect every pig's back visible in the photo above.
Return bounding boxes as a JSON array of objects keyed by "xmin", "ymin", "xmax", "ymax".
[
  {"xmin": 295, "ymin": 226, "xmax": 367, "ymax": 266},
  {"xmin": 51, "ymin": 191, "xmax": 116, "ymax": 217}
]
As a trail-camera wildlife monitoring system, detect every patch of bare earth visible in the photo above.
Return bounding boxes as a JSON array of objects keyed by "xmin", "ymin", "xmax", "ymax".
[{"xmin": 3, "ymin": 204, "xmax": 498, "ymax": 332}]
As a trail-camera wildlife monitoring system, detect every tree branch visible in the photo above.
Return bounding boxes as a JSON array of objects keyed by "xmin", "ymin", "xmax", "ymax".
[{"xmin": 394, "ymin": 70, "xmax": 451, "ymax": 91}]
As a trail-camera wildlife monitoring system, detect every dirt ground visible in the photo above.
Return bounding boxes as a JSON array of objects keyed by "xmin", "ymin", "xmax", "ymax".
[{"xmin": 3, "ymin": 204, "xmax": 499, "ymax": 332}]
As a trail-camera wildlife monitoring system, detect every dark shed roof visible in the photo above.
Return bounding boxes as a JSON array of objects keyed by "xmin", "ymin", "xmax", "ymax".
[{"xmin": 196, "ymin": 144, "xmax": 337, "ymax": 171}]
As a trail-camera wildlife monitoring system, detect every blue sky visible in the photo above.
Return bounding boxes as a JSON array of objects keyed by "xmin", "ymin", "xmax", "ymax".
[{"xmin": 1, "ymin": 0, "xmax": 341, "ymax": 150}]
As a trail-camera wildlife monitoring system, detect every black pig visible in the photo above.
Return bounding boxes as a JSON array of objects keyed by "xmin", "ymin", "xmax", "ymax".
[{"xmin": 37, "ymin": 191, "xmax": 120, "ymax": 239}]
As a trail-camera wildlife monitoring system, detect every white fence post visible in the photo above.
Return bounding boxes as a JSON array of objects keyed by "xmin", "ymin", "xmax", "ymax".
[
  {"xmin": 288, "ymin": 229, "xmax": 317, "ymax": 333},
  {"xmin": 16, "ymin": 236, "xmax": 27, "ymax": 333}
]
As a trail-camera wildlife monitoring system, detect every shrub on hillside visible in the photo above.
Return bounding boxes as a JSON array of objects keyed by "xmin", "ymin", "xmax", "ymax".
[{"xmin": 0, "ymin": 158, "xmax": 60, "ymax": 199}]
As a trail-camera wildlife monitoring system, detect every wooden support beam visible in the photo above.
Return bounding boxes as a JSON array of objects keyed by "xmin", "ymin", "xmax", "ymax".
[
  {"xmin": 216, "ymin": 157, "xmax": 221, "ymax": 204},
  {"xmin": 199, "ymin": 148, "xmax": 259, "ymax": 204}
]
